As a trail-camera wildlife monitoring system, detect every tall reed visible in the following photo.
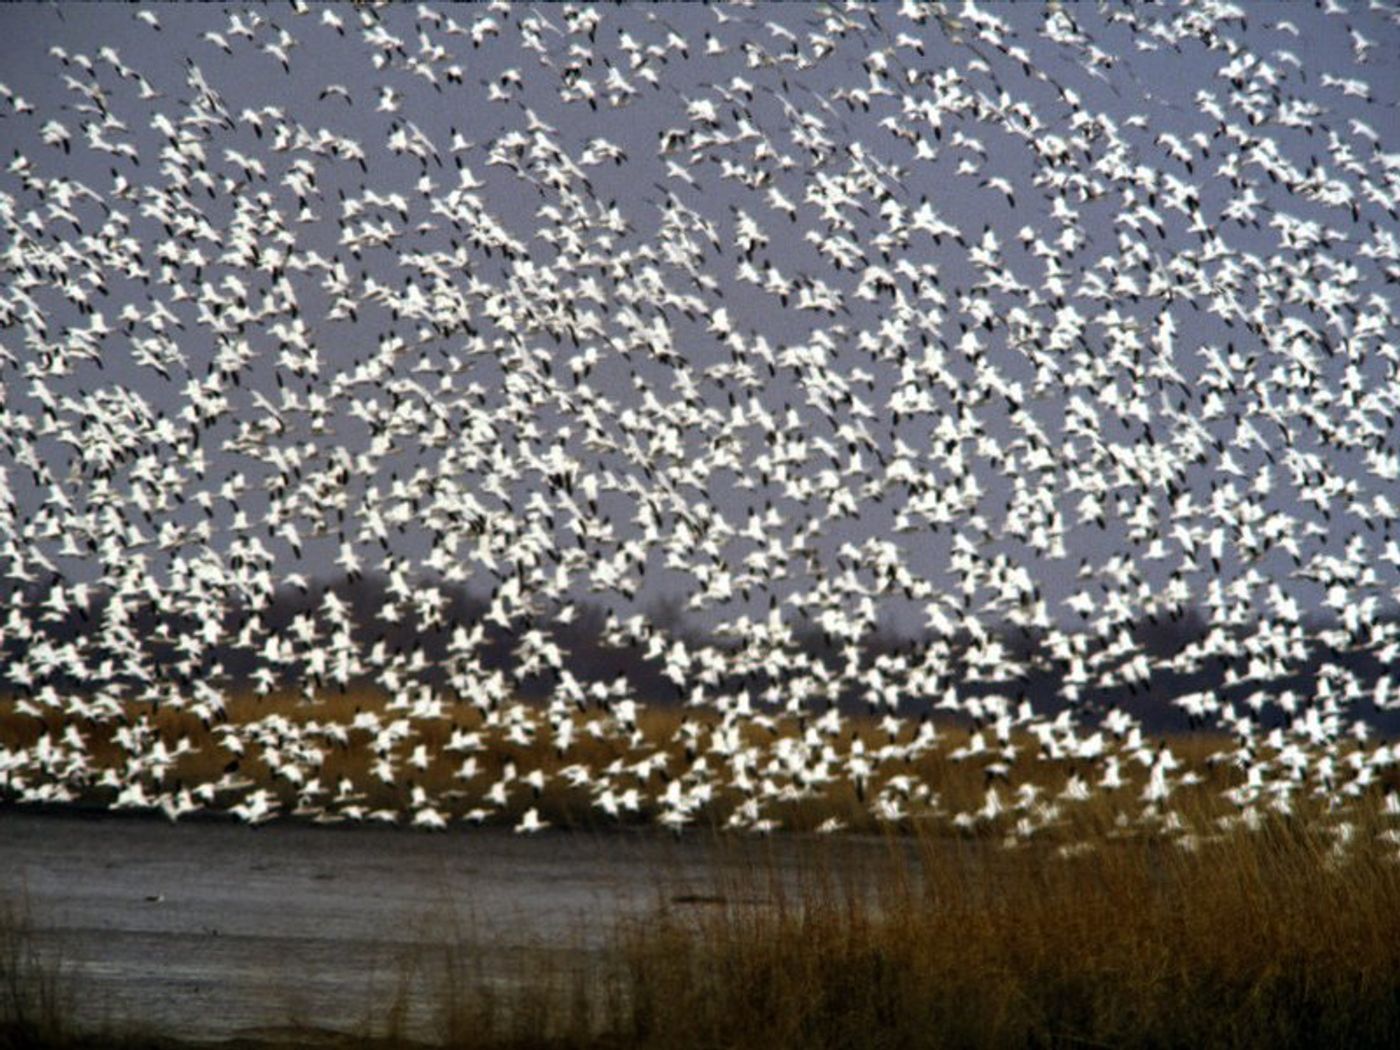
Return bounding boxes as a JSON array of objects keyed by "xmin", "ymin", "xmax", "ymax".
[
  {"xmin": 406, "ymin": 821, "xmax": 1400, "ymax": 1050},
  {"xmin": 602, "ymin": 823, "xmax": 1400, "ymax": 1049},
  {"xmin": 0, "ymin": 893, "xmax": 68, "ymax": 1050}
]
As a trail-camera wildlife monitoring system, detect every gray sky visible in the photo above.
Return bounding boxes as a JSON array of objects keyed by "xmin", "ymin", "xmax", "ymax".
[{"xmin": 1, "ymin": 0, "xmax": 1397, "ymax": 645}]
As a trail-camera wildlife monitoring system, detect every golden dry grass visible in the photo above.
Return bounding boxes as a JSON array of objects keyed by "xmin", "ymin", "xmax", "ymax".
[
  {"xmin": 370, "ymin": 821, "xmax": 1400, "ymax": 1050},
  {"xmin": 597, "ymin": 823, "xmax": 1400, "ymax": 1050},
  {"xmin": 0, "ymin": 684, "xmax": 1273, "ymax": 840}
]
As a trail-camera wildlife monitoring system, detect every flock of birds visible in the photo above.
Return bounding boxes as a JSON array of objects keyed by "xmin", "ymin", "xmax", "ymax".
[{"xmin": 1, "ymin": 1, "xmax": 1399, "ymax": 851}]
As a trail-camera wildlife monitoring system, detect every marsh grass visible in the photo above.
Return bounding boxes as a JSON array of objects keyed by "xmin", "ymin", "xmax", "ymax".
[
  {"xmin": 394, "ymin": 820, "xmax": 1400, "ymax": 1049},
  {"xmin": 604, "ymin": 825, "xmax": 1400, "ymax": 1049},
  {"xmin": 0, "ymin": 892, "xmax": 69, "ymax": 1050}
]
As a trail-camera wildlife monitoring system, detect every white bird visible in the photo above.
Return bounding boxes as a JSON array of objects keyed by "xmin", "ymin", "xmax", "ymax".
[{"xmin": 514, "ymin": 807, "xmax": 550, "ymax": 834}]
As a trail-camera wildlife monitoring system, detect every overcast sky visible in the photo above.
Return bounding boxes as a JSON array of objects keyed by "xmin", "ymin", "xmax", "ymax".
[{"xmin": 1, "ymin": 1, "xmax": 1397, "ymax": 637}]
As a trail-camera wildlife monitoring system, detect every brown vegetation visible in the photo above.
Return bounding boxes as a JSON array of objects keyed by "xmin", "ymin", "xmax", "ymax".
[
  {"xmin": 2, "ymin": 686, "xmax": 1264, "ymax": 838},
  {"xmin": 6, "ymin": 818, "xmax": 1400, "ymax": 1050}
]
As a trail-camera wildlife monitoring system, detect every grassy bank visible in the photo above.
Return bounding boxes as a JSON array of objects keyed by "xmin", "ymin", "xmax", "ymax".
[
  {"xmin": 7, "ymin": 819, "xmax": 1400, "ymax": 1050},
  {"xmin": 4, "ymin": 686, "xmax": 1263, "ymax": 838},
  {"xmin": 604, "ymin": 824, "xmax": 1400, "ymax": 1050}
]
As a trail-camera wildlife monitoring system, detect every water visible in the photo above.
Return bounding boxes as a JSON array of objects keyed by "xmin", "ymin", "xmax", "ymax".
[{"xmin": 0, "ymin": 809, "xmax": 896, "ymax": 1042}]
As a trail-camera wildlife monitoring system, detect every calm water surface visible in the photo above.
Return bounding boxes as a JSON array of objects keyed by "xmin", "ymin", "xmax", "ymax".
[{"xmin": 0, "ymin": 809, "xmax": 906, "ymax": 1042}]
